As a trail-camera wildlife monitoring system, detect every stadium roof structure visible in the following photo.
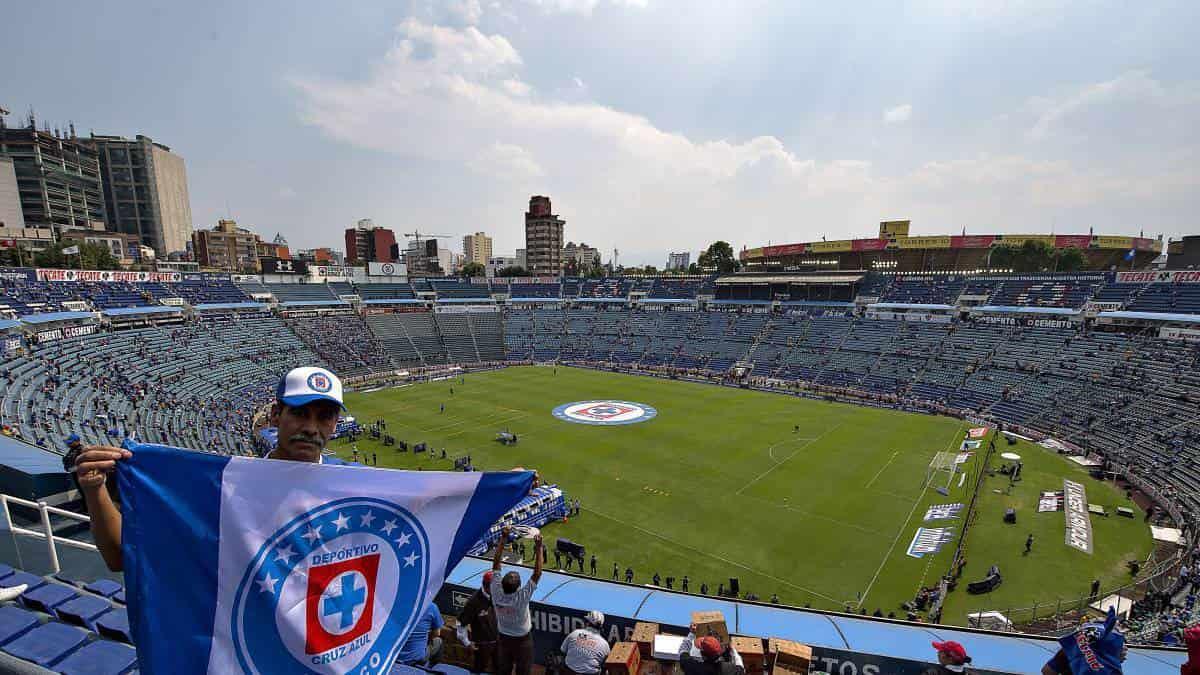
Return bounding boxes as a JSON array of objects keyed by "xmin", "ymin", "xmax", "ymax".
[
  {"xmin": 709, "ymin": 298, "xmax": 773, "ymax": 306},
  {"xmin": 0, "ymin": 435, "xmax": 72, "ymax": 500},
  {"xmin": 640, "ymin": 298, "xmax": 699, "ymax": 305},
  {"xmin": 779, "ymin": 300, "xmax": 856, "ymax": 307},
  {"xmin": 0, "ymin": 319, "xmax": 20, "ymax": 331},
  {"xmin": 192, "ymin": 302, "xmax": 270, "ymax": 312},
  {"xmin": 717, "ymin": 273, "xmax": 865, "ymax": 285},
  {"xmin": 445, "ymin": 556, "xmax": 1186, "ymax": 674},
  {"xmin": 575, "ymin": 297, "xmax": 631, "ymax": 303},
  {"xmin": 435, "ymin": 298, "xmax": 497, "ymax": 304},
  {"xmin": 101, "ymin": 306, "xmax": 182, "ymax": 317},
  {"xmin": 279, "ymin": 300, "xmax": 351, "ymax": 308},
  {"xmin": 869, "ymin": 302, "xmax": 957, "ymax": 311},
  {"xmin": 974, "ymin": 306, "xmax": 1080, "ymax": 316},
  {"xmin": 362, "ymin": 299, "xmax": 426, "ymax": 305},
  {"xmin": 18, "ymin": 311, "xmax": 95, "ymax": 324},
  {"xmin": 508, "ymin": 297, "xmax": 565, "ymax": 303},
  {"xmin": 1098, "ymin": 310, "xmax": 1200, "ymax": 324}
]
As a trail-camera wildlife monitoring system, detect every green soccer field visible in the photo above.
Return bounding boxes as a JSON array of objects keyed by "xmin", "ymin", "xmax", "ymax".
[{"xmin": 337, "ymin": 365, "xmax": 1154, "ymax": 624}]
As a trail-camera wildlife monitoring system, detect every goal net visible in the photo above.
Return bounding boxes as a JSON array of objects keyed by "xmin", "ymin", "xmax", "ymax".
[{"xmin": 926, "ymin": 451, "xmax": 962, "ymax": 495}]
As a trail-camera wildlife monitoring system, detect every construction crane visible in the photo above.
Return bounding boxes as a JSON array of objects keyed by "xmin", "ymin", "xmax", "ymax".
[{"xmin": 403, "ymin": 230, "xmax": 453, "ymax": 246}]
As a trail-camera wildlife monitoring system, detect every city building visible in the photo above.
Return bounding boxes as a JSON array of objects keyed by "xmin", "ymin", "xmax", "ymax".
[
  {"xmin": 486, "ymin": 255, "xmax": 517, "ymax": 277},
  {"xmin": 345, "ymin": 218, "xmax": 397, "ymax": 264},
  {"xmin": 666, "ymin": 251, "xmax": 691, "ymax": 271},
  {"xmin": 255, "ymin": 232, "xmax": 290, "ymax": 261},
  {"xmin": 192, "ymin": 219, "xmax": 260, "ymax": 272},
  {"xmin": 562, "ymin": 241, "xmax": 601, "ymax": 272},
  {"xmin": 295, "ymin": 247, "xmax": 342, "ymax": 265},
  {"xmin": 739, "ymin": 220, "xmax": 1162, "ymax": 272},
  {"xmin": 85, "ymin": 133, "xmax": 193, "ymax": 257},
  {"xmin": 462, "ymin": 232, "xmax": 493, "ymax": 266},
  {"xmin": 515, "ymin": 248, "xmax": 527, "ymax": 271},
  {"xmin": 0, "ymin": 156, "xmax": 25, "ymax": 230},
  {"xmin": 404, "ymin": 238, "xmax": 442, "ymax": 276},
  {"xmin": 0, "ymin": 118, "xmax": 106, "ymax": 233},
  {"xmin": 60, "ymin": 224, "xmax": 141, "ymax": 264},
  {"xmin": 523, "ymin": 196, "xmax": 564, "ymax": 276}
]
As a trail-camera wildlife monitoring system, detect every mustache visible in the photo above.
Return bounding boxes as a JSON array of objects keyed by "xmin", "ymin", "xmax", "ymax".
[{"xmin": 288, "ymin": 434, "xmax": 325, "ymax": 448}]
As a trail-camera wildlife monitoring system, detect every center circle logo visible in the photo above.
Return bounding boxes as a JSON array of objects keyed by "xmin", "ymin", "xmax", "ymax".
[
  {"xmin": 552, "ymin": 400, "xmax": 657, "ymax": 426},
  {"xmin": 232, "ymin": 497, "xmax": 429, "ymax": 674}
]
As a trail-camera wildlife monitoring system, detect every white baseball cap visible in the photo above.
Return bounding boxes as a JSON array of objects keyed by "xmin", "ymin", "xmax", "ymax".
[{"xmin": 276, "ymin": 366, "xmax": 346, "ymax": 410}]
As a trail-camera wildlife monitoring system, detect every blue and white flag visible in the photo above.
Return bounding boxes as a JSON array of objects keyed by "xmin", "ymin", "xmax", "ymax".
[{"xmin": 117, "ymin": 443, "xmax": 533, "ymax": 674}]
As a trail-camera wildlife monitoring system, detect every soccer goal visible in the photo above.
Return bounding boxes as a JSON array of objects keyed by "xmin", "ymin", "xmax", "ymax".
[{"xmin": 926, "ymin": 451, "xmax": 962, "ymax": 496}]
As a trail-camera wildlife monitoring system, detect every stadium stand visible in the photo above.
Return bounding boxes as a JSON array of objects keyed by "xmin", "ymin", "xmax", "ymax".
[
  {"xmin": 265, "ymin": 283, "xmax": 339, "ymax": 303},
  {"xmin": 285, "ymin": 313, "xmax": 393, "ymax": 377}
]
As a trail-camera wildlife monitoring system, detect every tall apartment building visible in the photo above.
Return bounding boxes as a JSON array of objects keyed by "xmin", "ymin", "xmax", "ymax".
[
  {"xmin": 666, "ymin": 251, "xmax": 691, "ymax": 271},
  {"xmin": 192, "ymin": 219, "xmax": 260, "ymax": 272},
  {"xmin": 462, "ymin": 232, "xmax": 493, "ymax": 265},
  {"xmin": 86, "ymin": 133, "xmax": 193, "ymax": 256},
  {"xmin": 523, "ymin": 196, "xmax": 564, "ymax": 276},
  {"xmin": 0, "ymin": 120, "xmax": 106, "ymax": 232},
  {"xmin": 0, "ymin": 157, "xmax": 25, "ymax": 230},
  {"xmin": 562, "ymin": 241, "xmax": 601, "ymax": 271},
  {"xmin": 345, "ymin": 219, "xmax": 398, "ymax": 263}
]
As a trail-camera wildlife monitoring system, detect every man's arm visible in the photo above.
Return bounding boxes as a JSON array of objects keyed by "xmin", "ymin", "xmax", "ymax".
[
  {"xmin": 493, "ymin": 525, "xmax": 511, "ymax": 571},
  {"xmin": 532, "ymin": 533, "xmax": 544, "ymax": 583},
  {"xmin": 75, "ymin": 446, "xmax": 132, "ymax": 571}
]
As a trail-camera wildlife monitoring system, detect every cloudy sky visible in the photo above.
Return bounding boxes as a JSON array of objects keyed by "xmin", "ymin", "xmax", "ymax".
[{"xmin": 4, "ymin": 1, "xmax": 1198, "ymax": 264}]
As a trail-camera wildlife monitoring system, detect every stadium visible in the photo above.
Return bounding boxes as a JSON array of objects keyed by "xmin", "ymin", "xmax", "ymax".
[{"xmin": 0, "ymin": 266, "xmax": 1198, "ymax": 673}]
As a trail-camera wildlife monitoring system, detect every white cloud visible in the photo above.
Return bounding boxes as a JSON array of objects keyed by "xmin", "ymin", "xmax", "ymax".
[
  {"xmin": 446, "ymin": 0, "xmax": 483, "ymax": 25},
  {"xmin": 277, "ymin": 186, "xmax": 298, "ymax": 199},
  {"xmin": 523, "ymin": 0, "xmax": 649, "ymax": 15},
  {"xmin": 883, "ymin": 103, "xmax": 913, "ymax": 124},
  {"xmin": 1028, "ymin": 70, "xmax": 1200, "ymax": 141},
  {"xmin": 291, "ymin": 20, "xmax": 1199, "ymax": 256}
]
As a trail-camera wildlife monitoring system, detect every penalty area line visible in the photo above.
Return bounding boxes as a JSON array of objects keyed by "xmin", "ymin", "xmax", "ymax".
[{"xmin": 864, "ymin": 450, "xmax": 900, "ymax": 489}]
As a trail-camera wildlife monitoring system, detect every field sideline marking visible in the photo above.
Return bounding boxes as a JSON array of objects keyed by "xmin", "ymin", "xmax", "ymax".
[
  {"xmin": 864, "ymin": 450, "xmax": 900, "ymax": 489},
  {"xmin": 735, "ymin": 423, "xmax": 843, "ymax": 495},
  {"xmin": 854, "ymin": 421, "xmax": 967, "ymax": 610},
  {"xmin": 584, "ymin": 505, "xmax": 844, "ymax": 604}
]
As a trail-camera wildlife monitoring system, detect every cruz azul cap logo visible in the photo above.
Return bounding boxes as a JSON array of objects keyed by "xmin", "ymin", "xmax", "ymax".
[
  {"xmin": 307, "ymin": 372, "xmax": 333, "ymax": 393},
  {"xmin": 552, "ymin": 400, "xmax": 657, "ymax": 426},
  {"xmin": 232, "ymin": 497, "xmax": 429, "ymax": 674}
]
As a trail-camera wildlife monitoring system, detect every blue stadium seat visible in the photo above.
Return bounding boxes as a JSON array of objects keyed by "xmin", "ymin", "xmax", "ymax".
[
  {"xmin": 0, "ymin": 563, "xmax": 13, "ymax": 580},
  {"xmin": 0, "ymin": 606, "xmax": 38, "ymax": 645},
  {"xmin": 19, "ymin": 581, "xmax": 78, "ymax": 614},
  {"xmin": 2, "ymin": 571, "xmax": 46, "ymax": 593},
  {"xmin": 431, "ymin": 664, "xmax": 472, "ymax": 675},
  {"xmin": 96, "ymin": 608, "xmax": 131, "ymax": 643},
  {"xmin": 55, "ymin": 639, "xmax": 138, "ymax": 675},
  {"xmin": 112, "ymin": 590, "xmax": 125, "ymax": 605},
  {"xmin": 1, "ymin": 621, "xmax": 88, "ymax": 667},
  {"xmin": 84, "ymin": 579, "xmax": 123, "ymax": 598},
  {"xmin": 56, "ymin": 595, "xmax": 113, "ymax": 628}
]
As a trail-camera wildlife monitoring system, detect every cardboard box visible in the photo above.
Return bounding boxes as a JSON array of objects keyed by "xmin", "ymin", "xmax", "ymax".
[
  {"xmin": 731, "ymin": 637, "xmax": 766, "ymax": 674},
  {"xmin": 632, "ymin": 622, "xmax": 659, "ymax": 657},
  {"xmin": 770, "ymin": 664, "xmax": 805, "ymax": 675},
  {"xmin": 636, "ymin": 660, "xmax": 662, "ymax": 675},
  {"xmin": 691, "ymin": 611, "xmax": 730, "ymax": 645},
  {"xmin": 606, "ymin": 642, "xmax": 641, "ymax": 675},
  {"xmin": 767, "ymin": 638, "xmax": 812, "ymax": 671}
]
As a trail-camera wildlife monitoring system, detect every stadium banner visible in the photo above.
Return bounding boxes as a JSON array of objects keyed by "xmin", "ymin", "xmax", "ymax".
[
  {"xmin": 1083, "ymin": 301, "xmax": 1123, "ymax": 313},
  {"xmin": 993, "ymin": 235, "xmax": 1055, "ymax": 247},
  {"xmin": 1161, "ymin": 327, "xmax": 1200, "ymax": 343},
  {"xmin": 33, "ymin": 323, "xmax": 97, "ymax": 344},
  {"xmin": 950, "ymin": 235, "xmax": 995, "ymax": 249},
  {"xmin": 895, "ymin": 236, "xmax": 951, "ymax": 250},
  {"xmin": 34, "ymin": 269, "xmax": 181, "ymax": 283},
  {"xmin": 866, "ymin": 310, "xmax": 953, "ymax": 323},
  {"xmin": 231, "ymin": 274, "xmax": 261, "ymax": 283},
  {"xmin": 975, "ymin": 315, "xmax": 1075, "ymax": 329},
  {"xmin": 906, "ymin": 527, "xmax": 954, "ymax": 558},
  {"xmin": 739, "ymin": 247, "xmax": 763, "ymax": 260},
  {"xmin": 2, "ymin": 335, "xmax": 22, "ymax": 356},
  {"xmin": 923, "ymin": 504, "xmax": 963, "ymax": 521},
  {"xmin": 435, "ymin": 305, "xmax": 501, "ymax": 314},
  {"xmin": 1054, "ymin": 235, "xmax": 1093, "ymax": 249},
  {"xmin": 1094, "ymin": 235, "xmax": 1132, "ymax": 250},
  {"xmin": 368, "ymin": 262, "xmax": 407, "ymax": 278},
  {"xmin": 116, "ymin": 443, "xmax": 533, "ymax": 674},
  {"xmin": 760, "ymin": 243, "xmax": 806, "ymax": 257},
  {"xmin": 851, "ymin": 237, "xmax": 889, "ymax": 252},
  {"xmin": 1117, "ymin": 270, "xmax": 1200, "ymax": 284},
  {"xmin": 0, "ymin": 267, "xmax": 36, "ymax": 282},
  {"xmin": 1133, "ymin": 236, "xmax": 1158, "ymax": 251},
  {"xmin": 879, "ymin": 220, "xmax": 910, "ymax": 237},
  {"xmin": 809, "ymin": 240, "xmax": 852, "ymax": 253},
  {"xmin": 183, "ymin": 272, "xmax": 233, "ymax": 282},
  {"xmin": 967, "ymin": 427, "xmax": 988, "ymax": 439},
  {"xmin": 1063, "ymin": 478, "xmax": 1094, "ymax": 554}
]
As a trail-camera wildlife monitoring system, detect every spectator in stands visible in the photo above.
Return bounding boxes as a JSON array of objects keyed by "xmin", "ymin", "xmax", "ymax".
[
  {"xmin": 1181, "ymin": 624, "xmax": 1200, "ymax": 675},
  {"xmin": 74, "ymin": 366, "xmax": 352, "ymax": 571},
  {"xmin": 679, "ymin": 623, "xmax": 744, "ymax": 675},
  {"xmin": 491, "ymin": 524, "xmax": 543, "ymax": 675},
  {"xmin": 561, "ymin": 610, "xmax": 610, "ymax": 675},
  {"xmin": 458, "ymin": 571, "xmax": 500, "ymax": 674},
  {"xmin": 924, "ymin": 641, "xmax": 972, "ymax": 674},
  {"xmin": 398, "ymin": 600, "xmax": 444, "ymax": 666}
]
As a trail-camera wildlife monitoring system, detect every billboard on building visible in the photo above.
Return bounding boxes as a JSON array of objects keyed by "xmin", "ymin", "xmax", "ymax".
[{"xmin": 368, "ymin": 262, "xmax": 408, "ymax": 277}]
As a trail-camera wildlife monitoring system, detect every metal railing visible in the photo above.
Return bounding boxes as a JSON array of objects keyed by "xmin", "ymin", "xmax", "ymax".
[{"xmin": 0, "ymin": 494, "xmax": 96, "ymax": 573}]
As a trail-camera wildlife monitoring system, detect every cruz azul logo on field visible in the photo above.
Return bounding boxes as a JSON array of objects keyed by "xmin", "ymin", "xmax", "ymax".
[
  {"xmin": 552, "ymin": 400, "xmax": 658, "ymax": 426},
  {"xmin": 232, "ymin": 497, "xmax": 429, "ymax": 674}
]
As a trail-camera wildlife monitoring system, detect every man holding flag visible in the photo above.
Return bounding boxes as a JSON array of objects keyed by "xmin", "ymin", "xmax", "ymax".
[{"xmin": 72, "ymin": 365, "xmax": 535, "ymax": 674}]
